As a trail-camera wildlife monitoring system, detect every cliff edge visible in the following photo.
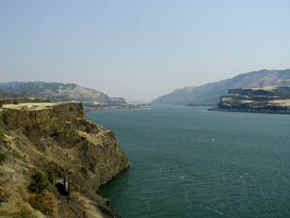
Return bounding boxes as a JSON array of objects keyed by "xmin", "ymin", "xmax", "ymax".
[{"xmin": 0, "ymin": 99, "xmax": 129, "ymax": 217}]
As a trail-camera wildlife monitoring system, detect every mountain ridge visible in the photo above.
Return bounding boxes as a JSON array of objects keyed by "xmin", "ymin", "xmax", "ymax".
[
  {"xmin": 153, "ymin": 69, "xmax": 290, "ymax": 106},
  {"xmin": 0, "ymin": 81, "xmax": 127, "ymax": 107}
]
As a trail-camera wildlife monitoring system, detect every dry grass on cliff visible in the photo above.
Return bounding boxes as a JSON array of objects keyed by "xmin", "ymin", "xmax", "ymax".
[
  {"xmin": 0, "ymin": 100, "xmax": 127, "ymax": 218},
  {"xmin": 268, "ymin": 99, "xmax": 290, "ymax": 106},
  {"xmin": 2, "ymin": 102, "xmax": 58, "ymax": 111}
]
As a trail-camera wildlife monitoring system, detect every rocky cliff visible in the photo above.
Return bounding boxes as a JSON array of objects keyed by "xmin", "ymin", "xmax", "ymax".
[
  {"xmin": 0, "ymin": 99, "xmax": 128, "ymax": 217},
  {"xmin": 214, "ymin": 86, "xmax": 290, "ymax": 114}
]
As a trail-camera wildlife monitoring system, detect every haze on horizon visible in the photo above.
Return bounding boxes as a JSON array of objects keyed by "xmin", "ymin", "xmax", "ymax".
[{"xmin": 1, "ymin": 0, "xmax": 290, "ymax": 101}]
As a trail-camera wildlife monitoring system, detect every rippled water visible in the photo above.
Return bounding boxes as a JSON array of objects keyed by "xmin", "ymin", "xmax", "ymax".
[{"xmin": 87, "ymin": 105, "xmax": 290, "ymax": 218}]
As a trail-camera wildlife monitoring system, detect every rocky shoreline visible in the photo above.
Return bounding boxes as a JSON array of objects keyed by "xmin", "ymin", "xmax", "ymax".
[
  {"xmin": 209, "ymin": 107, "xmax": 290, "ymax": 114},
  {"xmin": 84, "ymin": 103, "xmax": 152, "ymax": 111}
]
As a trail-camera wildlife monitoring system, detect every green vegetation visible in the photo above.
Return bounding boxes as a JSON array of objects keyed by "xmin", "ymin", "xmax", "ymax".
[
  {"xmin": 0, "ymin": 188, "xmax": 9, "ymax": 206},
  {"xmin": 0, "ymin": 152, "xmax": 6, "ymax": 165},
  {"xmin": 28, "ymin": 171, "xmax": 51, "ymax": 194},
  {"xmin": 28, "ymin": 191, "xmax": 57, "ymax": 216},
  {"xmin": 1, "ymin": 111, "xmax": 9, "ymax": 125},
  {"xmin": 13, "ymin": 208, "xmax": 37, "ymax": 218},
  {"xmin": 47, "ymin": 171, "xmax": 56, "ymax": 185},
  {"xmin": 27, "ymin": 171, "xmax": 57, "ymax": 216}
]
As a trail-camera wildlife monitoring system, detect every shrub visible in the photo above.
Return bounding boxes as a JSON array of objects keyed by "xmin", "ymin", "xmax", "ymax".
[
  {"xmin": 27, "ymin": 170, "xmax": 58, "ymax": 216},
  {"xmin": 28, "ymin": 171, "xmax": 50, "ymax": 194},
  {"xmin": 47, "ymin": 171, "xmax": 56, "ymax": 185},
  {"xmin": 1, "ymin": 112, "xmax": 9, "ymax": 125},
  {"xmin": 28, "ymin": 191, "xmax": 58, "ymax": 217},
  {"xmin": 0, "ymin": 188, "xmax": 9, "ymax": 206},
  {"xmin": 13, "ymin": 208, "xmax": 37, "ymax": 218},
  {"xmin": 0, "ymin": 152, "xmax": 6, "ymax": 165}
]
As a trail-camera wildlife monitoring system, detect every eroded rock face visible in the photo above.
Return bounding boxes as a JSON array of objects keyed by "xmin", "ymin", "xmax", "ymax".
[
  {"xmin": 215, "ymin": 86, "xmax": 290, "ymax": 114},
  {"xmin": 0, "ymin": 100, "xmax": 128, "ymax": 218}
]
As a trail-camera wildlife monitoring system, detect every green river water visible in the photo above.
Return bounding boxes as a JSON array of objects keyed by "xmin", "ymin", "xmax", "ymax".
[{"xmin": 87, "ymin": 105, "xmax": 290, "ymax": 218}]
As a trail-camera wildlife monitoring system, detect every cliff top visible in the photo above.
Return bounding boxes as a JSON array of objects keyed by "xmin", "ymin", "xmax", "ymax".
[
  {"xmin": 250, "ymin": 86, "xmax": 277, "ymax": 91},
  {"xmin": 269, "ymin": 99, "xmax": 290, "ymax": 106},
  {"xmin": 1, "ymin": 101, "xmax": 80, "ymax": 111}
]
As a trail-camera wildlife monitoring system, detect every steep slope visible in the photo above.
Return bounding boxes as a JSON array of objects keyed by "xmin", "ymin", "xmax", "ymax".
[
  {"xmin": 153, "ymin": 69, "xmax": 290, "ymax": 105},
  {"xmin": 0, "ymin": 99, "xmax": 128, "ymax": 217},
  {"xmin": 0, "ymin": 82, "xmax": 127, "ymax": 106}
]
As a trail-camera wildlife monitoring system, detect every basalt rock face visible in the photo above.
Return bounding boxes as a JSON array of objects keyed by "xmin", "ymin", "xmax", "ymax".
[
  {"xmin": 215, "ymin": 86, "xmax": 290, "ymax": 114},
  {"xmin": 0, "ymin": 100, "xmax": 128, "ymax": 217}
]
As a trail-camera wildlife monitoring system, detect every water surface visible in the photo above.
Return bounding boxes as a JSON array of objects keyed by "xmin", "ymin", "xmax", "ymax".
[{"xmin": 87, "ymin": 105, "xmax": 290, "ymax": 218}]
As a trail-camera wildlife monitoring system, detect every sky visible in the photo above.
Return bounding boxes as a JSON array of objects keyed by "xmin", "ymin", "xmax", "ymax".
[{"xmin": 0, "ymin": 0, "xmax": 290, "ymax": 101}]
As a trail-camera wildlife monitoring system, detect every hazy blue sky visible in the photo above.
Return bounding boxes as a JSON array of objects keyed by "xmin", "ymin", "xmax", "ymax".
[{"xmin": 1, "ymin": 0, "xmax": 290, "ymax": 101}]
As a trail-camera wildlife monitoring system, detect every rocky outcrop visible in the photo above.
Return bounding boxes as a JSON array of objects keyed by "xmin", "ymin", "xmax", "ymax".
[
  {"xmin": 214, "ymin": 86, "xmax": 290, "ymax": 114},
  {"xmin": 0, "ymin": 100, "xmax": 128, "ymax": 217}
]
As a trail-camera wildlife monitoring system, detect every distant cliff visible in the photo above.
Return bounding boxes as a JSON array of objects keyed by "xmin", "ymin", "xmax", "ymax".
[
  {"xmin": 0, "ymin": 99, "xmax": 128, "ymax": 217},
  {"xmin": 214, "ymin": 86, "xmax": 290, "ymax": 114},
  {"xmin": 153, "ymin": 69, "xmax": 290, "ymax": 106},
  {"xmin": 0, "ymin": 81, "xmax": 127, "ymax": 107}
]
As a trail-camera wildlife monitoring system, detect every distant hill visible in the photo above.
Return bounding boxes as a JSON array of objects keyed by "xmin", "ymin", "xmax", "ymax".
[
  {"xmin": 153, "ymin": 69, "xmax": 290, "ymax": 105},
  {"xmin": 0, "ymin": 81, "xmax": 127, "ymax": 106}
]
